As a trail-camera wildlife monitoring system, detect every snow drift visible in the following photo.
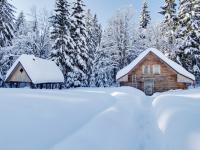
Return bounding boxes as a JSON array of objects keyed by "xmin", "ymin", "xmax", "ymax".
[
  {"xmin": 0, "ymin": 87, "xmax": 200, "ymax": 150},
  {"xmin": 153, "ymin": 89, "xmax": 200, "ymax": 150}
]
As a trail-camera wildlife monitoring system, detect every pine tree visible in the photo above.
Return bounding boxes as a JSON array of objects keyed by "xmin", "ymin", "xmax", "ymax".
[
  {"xmin": 30, "ymin": 9, "xmax": 40, "ymax": 56},
  {"xmin": 50, "ymin": 0, "xmax": 75, "ymax": 88},
  {"xmin": 0, "ymin": 0, "xmax": 15, "ymax": 81},
  {"xmin": 11, "ymin": 11, "xmax": 31, "ymax": 55},
  {"xmin": 85, "ymin": 10, "xmax": 102, "ymax": 86},
  {"xmin": 0, "ymin": 0, "xmax": 15, "ymax": 47},
  {"xmin": 159, "ymin": 0, "xmax": 177, "ymax": 57},
  {"xmin": 92, "ymin": 29, "xmax": 116, "ymax": 87},
  {"xmin": 92, "ymin": 14, "xmax": 102, "ymax": 51},
  {"xmin": 176, "ymin": 0, "xmax": 200, "ymax": 76},
  {"xmin": 159, "ymin": 0, "xmax": 177, "ymax": 24},
  {"xmin": 71, "ymin": 0, "xmax": 90, "ymax": 87},
  {"xmin": 137, "ymin": 1, "xmax": 151, "ymax": 56},
  {"xmin": 15, "ymin": 11, "xmax": 27, "ymax": 36},
  {"xmin": 85, "ymin": 9, "xmax": 94, "ymax": 85},
  {"xmin": 91, "ymin": 8, "xmax": 134, "ymax": 87},
  {"xmin": 85, "ymin": 10, "xmax": 101, "ymax": 60},
  {"xmin": 139, "ymin": 1, "xmax": 151, "ymax": 29}
]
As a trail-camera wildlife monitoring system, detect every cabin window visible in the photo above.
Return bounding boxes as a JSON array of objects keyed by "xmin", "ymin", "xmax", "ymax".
[
  {"xmin": 153, "ymin": 65, "xmax": 160, "ymax": 74},
  {"xmin": 142, "ymin": 65, "xmax": 151, "ymax": 74},
  {"xmin": 20, "ymin": 68, "xmax": 24, "ymax": 73}
]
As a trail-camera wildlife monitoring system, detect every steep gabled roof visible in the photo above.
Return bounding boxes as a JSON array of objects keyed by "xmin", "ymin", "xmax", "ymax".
[
  {"xmin": 5, "ymin": 54, "xmax": 64, "ymax": 84},
  {"xmin": 116, "ymin": 48, "xmax": 195, "ymax": 81}
]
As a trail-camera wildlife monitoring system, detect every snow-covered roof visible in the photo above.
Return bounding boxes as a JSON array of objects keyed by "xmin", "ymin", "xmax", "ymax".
[
  {"xmin": 5, "ymin": 54, "xmax": 64, "ymax": 84},
  {"xmin": 116, "ymin": 48, "xmax": 195, "ymax": 81}
]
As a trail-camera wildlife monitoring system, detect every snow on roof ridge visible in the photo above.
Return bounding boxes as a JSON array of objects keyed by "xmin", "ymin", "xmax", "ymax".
[
  {"xmin": 5, "ymin": 54, "xmax": 64, "ymax": 84},
  {"xmin": 116, "ymin": 48, "xmax": 195, "ymax": 81}
]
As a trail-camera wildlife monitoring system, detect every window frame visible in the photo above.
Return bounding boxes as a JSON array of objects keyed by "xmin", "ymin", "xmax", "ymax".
[
  {"xmin": 153, "ymin": 65, "xmax": 161, "ymax": 75},
  {"xmin": 142, "ymin": 65, "xmax": 151, "ymax": 74}
]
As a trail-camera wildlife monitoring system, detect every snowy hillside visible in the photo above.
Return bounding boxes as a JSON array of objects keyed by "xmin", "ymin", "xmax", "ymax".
[{"xmin": 0, "ymin": 87, "xmax": 200, "ymax": 150}]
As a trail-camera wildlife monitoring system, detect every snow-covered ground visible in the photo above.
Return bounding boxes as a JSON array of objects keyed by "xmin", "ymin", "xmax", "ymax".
[{"xmin": 0, "ymin": 87, "xmax": 200, "ymax": 150}]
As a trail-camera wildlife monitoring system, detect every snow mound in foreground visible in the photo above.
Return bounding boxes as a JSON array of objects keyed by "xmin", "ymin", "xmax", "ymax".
[
  {"xmin": 0, "ymin": 87, "xmax": 200, "ymax": 150},
  {"xmin": 153, "ymin": 89, "xmax": 200, "ymax": 150}
]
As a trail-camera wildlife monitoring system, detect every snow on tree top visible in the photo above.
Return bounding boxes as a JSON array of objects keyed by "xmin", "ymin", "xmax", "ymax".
[
  {"xmin": 5, "ymin": 54, "xmax": 64, "ymax": 84},
  {"xmin": 116, "ymin": 48, "xmax": 195, "ymax": 81}
]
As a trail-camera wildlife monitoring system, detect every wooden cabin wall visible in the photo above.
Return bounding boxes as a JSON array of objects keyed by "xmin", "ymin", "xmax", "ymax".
[
  {"xmin": 121, "ymin": 52, "xmax": 187, "ymax": 92},
  {"xmin": 8, "ymin": 63, "xmax": 31, "ymax": 83},
  {"xmin": 5, "ymin": 82, "xmax": 63, "ymax": 89}
]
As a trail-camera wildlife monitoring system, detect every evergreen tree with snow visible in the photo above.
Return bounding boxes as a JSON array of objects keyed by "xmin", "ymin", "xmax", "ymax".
[
  {"xmin": 12, "ymin": 10, "xmax": 51, "ymax": 58},
  {"xmin": 159, "ymin": 0, "xmax": 177, "ymax": 58},
  {"xmin": 91, "ymin": 7, "xmax": 135, "ymax": 87},
  {"xmin": 0, "ymin": 0, "xmax": 15, "ymax": 47},
  {"xmin": 139, "ymin": 1, "xmax": 151, "ymax": 29},
  {"xmin": 11, "ymin": 11, "xmax": 31, "ymax": 55},
  {"xmin": 92, "ymin": 29, "xmax": 116, "ymax": 87},
  {"xmin": 0, "ymin": 0, "xmax": 15, "ymax": 81},
  {"xmin": 85, "ymin": 9, "xmax": 94, "ymax": 85},
  {"xmin": 136, "ymin": 1, "xmax": 151, "ymax": 56},
  {"xmin": 15, "ymin": 11, "xmax": 26, "ymax": 36},
  {"xmin": 50, "ymin": 0, "xmax": 76, "ymax": 88},
  {"xmin": 176, "ymin": 0, "xmax": 200, "ymax": 76},
  {"xmin": 30, "ymin": 9, "xmax": 40, "ymax": 56},
  {"xmin": 71, "ymin": 0, "xmax": 90, "ymax": 87},
  {"xmin": 85, "ymin": 10, "xmax": 102, "ymax": 86},
  {"xmin": 85, "ymin": 10, "xmax": 101, "ymax": 61},
  {"xmin": 159, "ymin": 0, "xmax": 177, "ymax": 24},
  {"xmin": 92, "ymin": 14, "xmax": 102, "ymax": 50}
]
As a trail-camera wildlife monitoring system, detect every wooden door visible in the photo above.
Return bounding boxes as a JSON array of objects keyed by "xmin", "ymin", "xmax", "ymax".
[{"xmin": 144, "ymin": 79, "xmax": 154, "ymax": 95}]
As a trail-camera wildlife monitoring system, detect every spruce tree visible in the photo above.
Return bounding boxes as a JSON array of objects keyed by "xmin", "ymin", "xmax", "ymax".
[
  {"xmin": 85, "ymin": 10, "xmax": 102, "ymax": 86},
  {"xmin": 50, "ymin": 0, "xmax": 75, "ymax": 88},
  {"xmin": 0, "ymin": 0, "xmax": 15, "ymax": 47},
  {"xmin": 30, "ymin": 11, "xmax": 40, "ymax": 56},
  {"xmin": 92, "ymin": 14, "xmax": 102, "ymax": 50},
  {"xmin": 0, "ymin": 0, "xmax": 15, "ymax": 81},
  {"xmin": 85, "ymin": 9, "xmax": 94, "ymax": 83},
  {"xmin": 15, "ymin": 11, "xmax": 26, "ymax": 36},
  {"xmin": 176, "ymin": 0, "xmax": 200, "ymax": 76},
  {"xmin": 11, "ymin": 11, "xmax": 30, "ymax": 55},
  {"xmin": 92, "ymin": 29, "xmax": 116, "ymax": 87},
  {"xmin": 71, "ymin": 0, "xmax": 90, "ymax": 87},
  {"xmin": 139, "ymin": 1, "xmax": 151, "ymax": 29},
  {"xmin": 159, "ymin": 0, "xmax": 177, "ymax": 57},
  {"xmin": 159, "ymin": 0, "xmax": 177, "ymax": 24}
]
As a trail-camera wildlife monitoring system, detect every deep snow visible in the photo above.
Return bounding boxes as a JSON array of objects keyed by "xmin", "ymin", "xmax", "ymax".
[{"xmin": 0, "ymin": 87, "xmax": 200, "ymax": 150}]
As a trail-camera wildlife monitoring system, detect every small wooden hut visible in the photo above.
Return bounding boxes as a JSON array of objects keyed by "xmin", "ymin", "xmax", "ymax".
[
  {"xmin": 116, "ymin": 48, "xmax": 195, "ymax": 95},
  {"xmin": 5, "ymin": 54, "xmax": 64, "ymax": 89}
]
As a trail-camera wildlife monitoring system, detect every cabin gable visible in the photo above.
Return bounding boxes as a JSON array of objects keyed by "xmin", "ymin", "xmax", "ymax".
[
  {"xmin": 120, "ymin": 52, "xmax": 190, "ymax": 95},
  {"xmin": 6, "ymin": 62, "xmax": 32, "ymax": 83},
  {"xmin": 132, "ymin": 52, "xmax": 177, "ymax": 76}
]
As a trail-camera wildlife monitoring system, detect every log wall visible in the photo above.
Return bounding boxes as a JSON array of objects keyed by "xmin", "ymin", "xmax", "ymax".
[{"xmin": 120, "ymin": 52, "xmax": 187, "ymax": 93}]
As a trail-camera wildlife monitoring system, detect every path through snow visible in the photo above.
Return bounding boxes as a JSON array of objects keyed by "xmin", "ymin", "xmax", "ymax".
[{"xmin": 51, "ymin": 88, "xmax": 164, "ymax": 150}]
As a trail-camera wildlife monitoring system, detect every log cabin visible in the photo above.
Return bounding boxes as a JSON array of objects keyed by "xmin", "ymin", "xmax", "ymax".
[
  {"xmin": 5, "ymin": 54, "xmax": 64, "ymax": 89},
  {"xmin": 116, "ymin": 48, "xmax": 195, "ymax": 95}
]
